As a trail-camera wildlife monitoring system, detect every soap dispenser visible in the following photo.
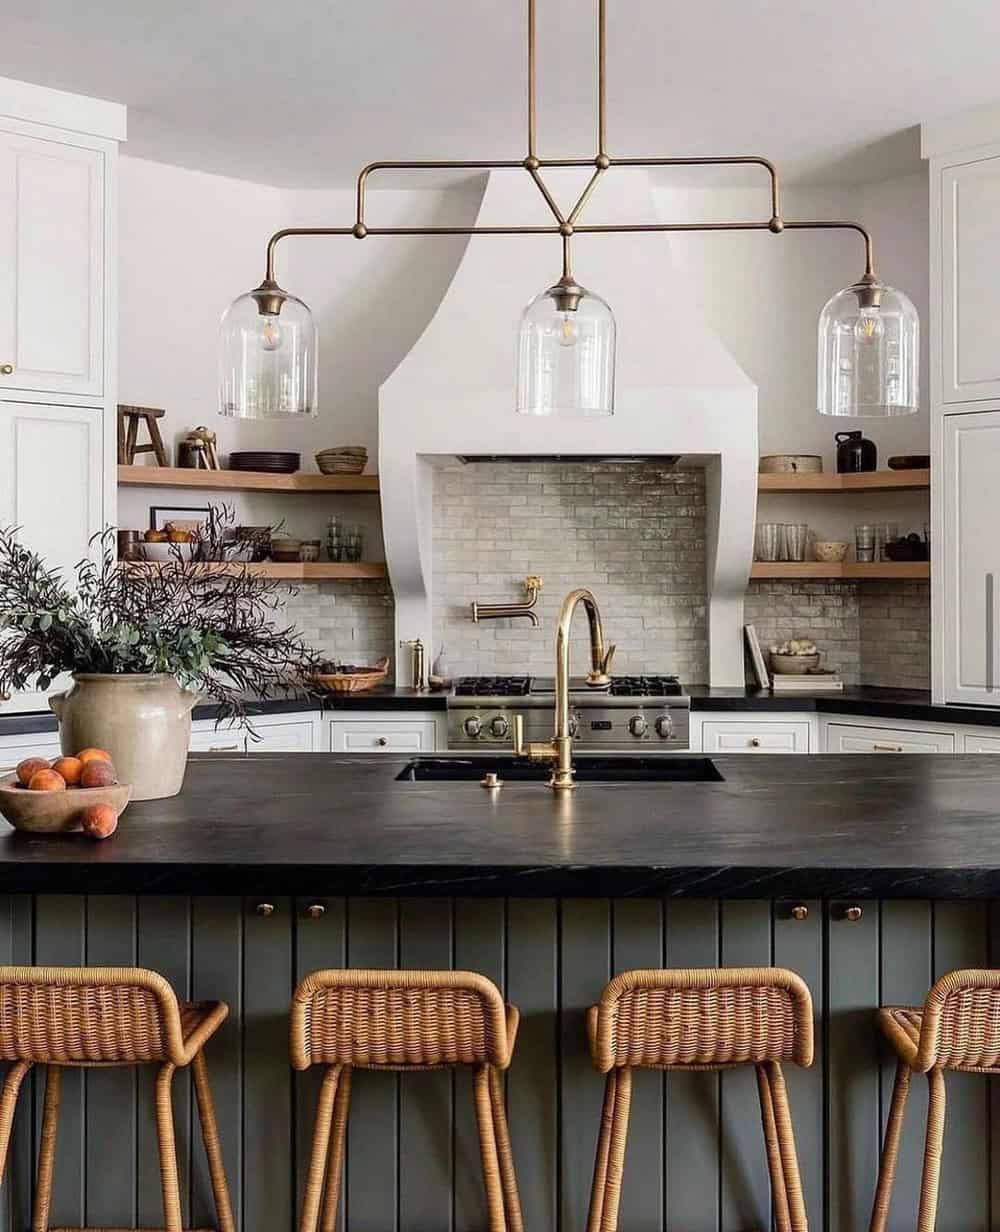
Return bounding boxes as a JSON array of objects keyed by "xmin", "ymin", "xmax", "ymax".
[{"xmin": 835, "ymin": 431, "xmax": 877, "ymax": 473}]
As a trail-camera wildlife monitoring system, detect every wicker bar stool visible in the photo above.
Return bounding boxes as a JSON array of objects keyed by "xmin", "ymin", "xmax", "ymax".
[
  {"xmin": 291, "ymin": 969, "xmax": 523, "ymax": 1232},
  {"xmin": 585, "ymin": 967, "xmax": 814, "ymax": 1232},
  {"xmin": 0, "ymin": 965, "xmax": 234, "ymax": 1232},
  {"xmin": 869, "ymin": 968, "xmax": 1000, "ymax": 1232}
]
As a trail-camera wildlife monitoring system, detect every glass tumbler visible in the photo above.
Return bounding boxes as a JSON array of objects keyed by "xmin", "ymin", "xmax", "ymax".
[
  {"xmin": 782, "ymin": 524, "xmax": 809, "ymax": 562},
  {"xmin": 855, "ymin": 524, "xmax": 876, "ymax": 563},
  {"xmin": 345, "ymin": 530, "xmax": 363, "ymax": 563},
  {"xmin": 876, "ymin": 522, "xmax": 900, "ymax": 561},
  {"xmin": 754, "ymin": 523, "xmax": 783, "ymax": 562}
]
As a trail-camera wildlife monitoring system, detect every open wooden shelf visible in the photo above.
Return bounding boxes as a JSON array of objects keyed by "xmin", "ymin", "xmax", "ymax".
[
  {"xmin": 118, "ymin": 464, "xmax": 379, "ymax": 494},
  {"xmin": 751, "ymin": 561, "xmax": 930, "ymax": 580},
  {"xmin": 121, "ymin": 560, "xmax": 387, "ymax": 580},
  {"xmin": 757, "ymin": 468, "xmax": 929, "ymax": 493}
]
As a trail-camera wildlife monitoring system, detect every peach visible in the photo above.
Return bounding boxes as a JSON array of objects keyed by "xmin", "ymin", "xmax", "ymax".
[
  {"xmin": 27, "ymin": 769, "xmax": 67, "ymax": 792},
  {"xmin": 80, "ymin": 803, "xmax": 118, "ymax": 840},
  {"xmin": 51, "ymin": 756, "xmax": 83, "ymax": 786},
  {"xmin": 15, "ymin": 757, "xmax": 50, "ymax": 787},
  {"xmin": 80, "ymin": 760, "xmax": 117, "ymax": 788},
  {"xmin": 77, "ymin": 747, "xmax": 113, "ymax": 765}
]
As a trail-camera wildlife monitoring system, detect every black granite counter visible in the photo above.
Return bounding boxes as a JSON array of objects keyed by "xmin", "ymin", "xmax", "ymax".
[{"xmin": 1, "ymin": 751, "xmax": 999, "ymax": 898}]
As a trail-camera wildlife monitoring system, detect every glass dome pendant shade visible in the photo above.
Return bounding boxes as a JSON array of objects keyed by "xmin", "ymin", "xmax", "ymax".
[
  {"xmin": 516, "ymin": 274, "xmax": 616, "ymax": 416},
  {"xmin": 817, "ymin": 274, "xmax": 919, "ymax": 417},
  {"xmin": 219, "ymin": 279, "xmax": 318, "ymax": 418}
]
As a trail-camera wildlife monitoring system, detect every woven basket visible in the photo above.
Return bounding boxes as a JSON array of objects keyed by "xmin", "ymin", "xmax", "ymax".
[
  {"xmin": 309, "ymin": 657, "xmax": 389, "ymax": 694},
  {"xmin": 316, "ymin": 448, "xmax": 368, "ymax": 476}
]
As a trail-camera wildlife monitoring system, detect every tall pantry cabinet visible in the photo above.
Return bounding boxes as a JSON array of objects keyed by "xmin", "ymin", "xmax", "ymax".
[
  {"xmin": 0, "ymin": 78, "xmax": 125, "ymax": 712},
  {"xmin": 925, "ymin": 108, "xmax": 1000, "ymax": 706}
]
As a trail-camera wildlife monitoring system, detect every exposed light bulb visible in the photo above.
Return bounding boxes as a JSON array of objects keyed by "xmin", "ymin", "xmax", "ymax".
[
  {"xmin": 260, "ymin": 315, "xmax": 283, "ymax": 351},
  {"xmin": 557, "ymin": 312, "xmax": 579, "ymax": 348},
  {"xmin": 854, "ymin": 307, "xmax": 883, "ymax": 342}
]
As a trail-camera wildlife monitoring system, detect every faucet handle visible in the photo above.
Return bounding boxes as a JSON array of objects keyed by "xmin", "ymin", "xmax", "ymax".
[{"xmin": 511, "ymin": 714, "xmax": 525, "ymax": 757}]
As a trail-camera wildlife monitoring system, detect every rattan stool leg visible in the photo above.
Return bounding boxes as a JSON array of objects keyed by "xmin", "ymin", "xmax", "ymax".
[
  {"xmin": 756, "ymin": 1062, "xmax": 791, "ymax": 1232},
  {"xmin": 487, "ymin": 1065, "xmax": 523, "ymax": 1232},
  {"xmin": 319, "ymin": 1066, "xmax": 352, "ymax": 1232},
  {"xmin": 868, "ymin": 1059, "xmax": 912, "ymax": 1232},
  {"xmin": 300, "ymin": 1066, "xmax": 340, "ymax": 1232},
  {"xmin": 191, "ymin": 1049, "xmax": 236, "ymax": 1232},
  {"xmin": 155, "ymin": 1063, "xmax": 184, "ymax": 1232},
  {"xmin": 916, "ymin": 1069, "xmax": 946, "ymax": 1232},
  {"xmin": 0, "ymin": 1061, "xmax": 31, "ymax": 1190},
  {"xmin": 763, "ymin": 1062, "xmax": 808, "ymax": 1232},
  {"xmin": 31, "ymin": 1064, "xmax": 62, "ymax": 1232},
  {"xmin": 586, "ymin": 1070, "xmax": 619, "ymax": 1232},
  {"xmin": 473, "ymin": 1063, "xmax": 508, "ymax": 1232},
  {"xmin": 598, "ymin": 1066, "xmax": 632, "ymax": 1232}
]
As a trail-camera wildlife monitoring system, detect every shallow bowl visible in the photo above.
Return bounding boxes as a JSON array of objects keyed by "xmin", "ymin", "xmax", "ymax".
[
  {"xmin": 140, "ymin": 541, "xmax": 195, "ymax": 563},
  {"xmin": 813, "ymin": 540, "xmax": 849, "ymax": 563},
  {"xmin": 0, "ymin": 773, "xmax": 132, "ymax": 834},
  {"xmin": 770, "ymin": 653, "xmax": 821, "ymax": 675}
]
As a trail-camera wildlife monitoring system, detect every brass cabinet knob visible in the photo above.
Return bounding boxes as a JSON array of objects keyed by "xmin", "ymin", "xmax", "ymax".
[
  {"xmin": 376, "ymin": 736, "xmax": 388, "ymax": 747},
  {"xmin": 749, "ymin": 737, "xmax": 761, "ymax": 748},
  {"xmin": 0, "ymin": 364, "xmax": 13, "ymax": 375},
  {"xmin": 305, "ymin": 903, "xmax": 325, "ymax": 919},
  {"xmin": 844, "ymin": 904, "xmax": 864, "ymax": 922},
  {"xmin": 790, "ymin": 904, "xmax": 809, "ymax": 921},
  {"xmin": 255, "ymin": 902, "xmax": 275, "ymax": 918}
]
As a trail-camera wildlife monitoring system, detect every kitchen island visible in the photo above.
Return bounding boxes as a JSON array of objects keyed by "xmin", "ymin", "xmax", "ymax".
[{"xmin": 0, "ymin": 752, "xmax": 998, "ymax": 1232}]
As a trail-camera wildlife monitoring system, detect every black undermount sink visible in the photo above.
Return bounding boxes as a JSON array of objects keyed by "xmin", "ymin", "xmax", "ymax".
[{"xmin": 396, "ymin": 756, "xmax": 724, "ymax": 783}]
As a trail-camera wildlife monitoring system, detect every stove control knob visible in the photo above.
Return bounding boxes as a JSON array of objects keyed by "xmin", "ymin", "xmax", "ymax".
[
  {"xmin": 628, "ymin": 714, "xmax": 647, "ymax": 738},
  {"xmin": 655, "ymin": 714, "xmax": 673, "ymax": 739},
  {"xmin": 568, "ymin": 715, "xmax": 580, "ymax": 738},
  {"xmin": 490, "ymin": 716, "xmax": 509, "ymax": 738},
  {"xmin": 463, "ymin": 716, "xmax": 482, "ymax": 737}
]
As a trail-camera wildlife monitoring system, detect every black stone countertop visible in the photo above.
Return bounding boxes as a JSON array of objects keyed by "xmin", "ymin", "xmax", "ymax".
[{"xmin": 2, "ymin": 752, "xmax": 1000, "ymax": 899}]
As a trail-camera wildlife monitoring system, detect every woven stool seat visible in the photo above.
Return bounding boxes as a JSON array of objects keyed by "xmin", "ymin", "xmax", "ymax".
[
  {"xmin": 0, "ymin": 966, "xmax": 234, "ymax": 1232},
  {"xmin": 871, "ymin": 970, "xmax": 1000, "ymax": 1232},
  {"xmin": 586, "ymin": 967, "xmax": 814, "ymax": 1232},
  {"xmin": 293, "ymin": 969, "xmax": 522, "ymax": 1232}
]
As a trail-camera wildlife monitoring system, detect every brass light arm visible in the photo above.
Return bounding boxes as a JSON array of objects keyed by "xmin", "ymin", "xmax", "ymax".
[
  {"xmin": 567, "ymin": 167, "xmax": 607, "ymax": 227},
  {"xmin": 782, "ymin": 218, "xmax": 876, "ymax": 280},
  {"xmin": 264, "ymin": 226, "xmax": 352, "ymax": 283}
]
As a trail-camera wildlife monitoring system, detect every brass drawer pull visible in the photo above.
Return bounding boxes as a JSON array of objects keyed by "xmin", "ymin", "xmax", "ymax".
[
  {"xmin": 790, "ymin": 904, "xmax": 808, "ymax": 921},
  {"xmin": 872, "ymin": 743, "xmax": 904, "ymax": 753},
  {"xmin": 255, "ymin": 902, "xmax": 275, "ymax": 918},
  {"xmin": 208, "ymin": 743, "xmax": 240, "ymax": 752},
  {"xmin": 0, "ymin": 364, "xmax": 13, "ymax": 376},
  {"xmin": 844, "ymin": 905, "xmax": 863, "ymax": 922}
]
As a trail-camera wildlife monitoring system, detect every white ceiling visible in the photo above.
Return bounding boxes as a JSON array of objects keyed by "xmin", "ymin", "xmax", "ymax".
[{"xmin": 1, "ymin": 0, "xmax": 998, "ymax": 189}]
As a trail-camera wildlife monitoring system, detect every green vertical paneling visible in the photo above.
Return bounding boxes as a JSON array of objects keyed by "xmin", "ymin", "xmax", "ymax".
[
  {"xmin": 398, "ymin": 898, "xmax": 454, "ymax": 1232},
  {"xmin": 879, "ymin": 901, "xmax": 932, "ymax": 1232},
  {"xmin": 33, "ymin": 895, "xmax": 86, "ymax": 1230},
  {"xmin": 559, "ymin": 900, "xmax": 611, "ymax": 1232},
  {"xmin": 720, "ymin": 901, "xmax": 772, "ymax": 1232},
  {"xmin": 345, "ymin": 897, "xmax": 399, "ymax": 1232},
  {"xmin": 453, "ymin": 899, "xmax": 505, "ymax": 1232},
  {"xmin": 663, "ymin": 899, "xmax": 720, "ymax": 1232},
  {"xmin": 191, "ymin": 898, "xmax": 243, "ymax": 1232},
  {"xmin": 136, "ymin": 896, "xmax": 192, "ymax": 1230},
  {"xmin": 506, "ymin": 899, "xmax": 558, "ymax": 1232},
  {"xmin": 85, "ymin": 896, "xmax": 137, "ymax": 1229},
  {"xmin": 242, "ymin": 896, "xmax": 294, "ymax": 1232},
  {"xmin": 611, "ymin": 898, "xmax": 663, "ymax": 1232},
  {"xmin": 827, "ymin": 901, "xmax": 879, "ymax": 1232},
  {"xmin": 0, "ymin": 897, "xmax": 32, "ymax": 1232},
  {"xmin": 294, "ymin": 897, "xmax": 346, "ymax": 1232},
  {"xmin": 773, "ymin": 901, "xmax": 824, "ymax": 1229},
  {"xmin": 933, "ymin": 901, "xmax": 989, "ymax": 1232}
]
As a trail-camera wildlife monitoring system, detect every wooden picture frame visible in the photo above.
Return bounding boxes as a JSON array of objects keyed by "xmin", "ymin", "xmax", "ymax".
[{"xmin": 745, "ymin": 624, "xmax": 771, "ymax": 690}]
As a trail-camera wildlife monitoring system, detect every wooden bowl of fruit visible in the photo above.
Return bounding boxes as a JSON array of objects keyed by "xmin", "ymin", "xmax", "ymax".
[{"xmin": 0, "ymin": 749, "xmax": 131, "ymax": 837}]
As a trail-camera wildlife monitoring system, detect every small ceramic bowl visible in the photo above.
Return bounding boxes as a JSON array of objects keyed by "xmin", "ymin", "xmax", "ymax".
[
  {"xmin": 813, "ymin": 540, "xmax": 849, "ymax": 563},
  {"xmin": 140, "ymin": 541, "xmax": 195, "ymax": 563},
  {"xmin": 770, "ymin": 652, "xmax": 821, "ymax": 675},
  {"xmin": 0, "ymin": 773, "xmax": 132, "ymax": 834}
]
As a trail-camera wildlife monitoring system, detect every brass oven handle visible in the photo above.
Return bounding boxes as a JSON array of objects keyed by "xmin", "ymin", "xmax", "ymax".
[
  {"xmin": 872, "ymin": 743, "xmax": 904, "ymax": 753},
  {"xmin": 511, "ymin": 714, "xmax": 525, "ymax": 757}
]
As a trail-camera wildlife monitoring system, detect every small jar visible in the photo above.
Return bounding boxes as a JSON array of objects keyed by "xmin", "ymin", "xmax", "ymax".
[{"xmin": 300, "ymin": 539, "xmax": 321, "ymax": 562}]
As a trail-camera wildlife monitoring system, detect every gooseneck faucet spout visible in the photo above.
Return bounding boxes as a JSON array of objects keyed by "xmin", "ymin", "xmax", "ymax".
[{"xmin": 512, "ymin": 587, "xmax": 615, "ymax": 791}]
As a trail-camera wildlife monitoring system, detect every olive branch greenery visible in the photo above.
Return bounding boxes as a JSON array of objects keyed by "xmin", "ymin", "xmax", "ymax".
[{"xmin": 0, "ymin": 506, "xmax": 323, "ymax": 731}]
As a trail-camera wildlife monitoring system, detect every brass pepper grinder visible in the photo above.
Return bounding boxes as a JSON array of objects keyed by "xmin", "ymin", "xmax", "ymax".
[{"xmin": 400, "ymin": 638, "xmax": 426, "ymax": 691}]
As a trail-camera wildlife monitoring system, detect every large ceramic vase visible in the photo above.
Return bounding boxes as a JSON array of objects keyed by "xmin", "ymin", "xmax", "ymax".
[{"xmin": 49, "ymin": 674, "xmax": 200, "ymax": 801}]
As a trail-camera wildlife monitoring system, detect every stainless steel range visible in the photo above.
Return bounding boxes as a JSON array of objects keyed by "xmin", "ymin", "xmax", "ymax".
[{"xmin": 447, "ymin": 675, "xmax": 690, "ymax": 751}]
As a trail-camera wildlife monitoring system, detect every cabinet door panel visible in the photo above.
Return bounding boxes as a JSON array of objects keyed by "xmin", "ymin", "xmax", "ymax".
[
  {"xmin": 330, "ymin": 719, "xmax": 436, "ymax": 753},
  {"xmin": 825, "ymin": 722, "xmax": 954, "ymax": 753},
  {"xmin": 701, "ymin": 719, "xmax": 810, "ymax": 753},
  {"xmin": 942, "ymin": 157, "xmax": 1000, "ymax": 403},
  {"xmin": 0, "ymin": 131, "xmax": 104, "ymax": 396},
  {"xmin": 941, "ymin": 410, "xmax": 1000, "ymax": 704}
]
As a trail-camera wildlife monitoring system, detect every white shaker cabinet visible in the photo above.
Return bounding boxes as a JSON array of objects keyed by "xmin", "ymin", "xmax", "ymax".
[{"xmin": 0, "ymin": 128, "xmax": 106, "ymax": 398}]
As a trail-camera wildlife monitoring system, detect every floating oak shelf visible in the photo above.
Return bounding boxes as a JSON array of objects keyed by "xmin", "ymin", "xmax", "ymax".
[
  {"xmin": 750, "ymin": 561, "xmax": 930, "ymax": 580},
  {"xmin": 118, "ymin": 464, "xmax": 379, "ymax": 494},
  {"xmin": 122, "ymin": 560, "xmax": 387, "ymax": 580},
  {"xmin": 757, "ymin": 468, "xmax": 929, "ymax": 493}
]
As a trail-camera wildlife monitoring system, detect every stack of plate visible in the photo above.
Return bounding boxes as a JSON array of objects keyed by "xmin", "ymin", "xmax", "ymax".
[
  {"xmin": 228, "ymin": 451, "xmax": 300, "ymax": 474},
  {"xmin": 316, "ymin": 446, "xmax": 368, "ymax": 475}
]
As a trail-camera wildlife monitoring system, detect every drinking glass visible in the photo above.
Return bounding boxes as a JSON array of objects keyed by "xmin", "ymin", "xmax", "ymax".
[
  {"xmin": 782, "ymin": 524, "xmax": 809, "ymax": 562},
  {"xmin": 345, "ymin": 529, "xmax": 363, "ymax": 563},
  {"xmin": 876, "ymin": 522, "xmax": 900, "ymax": 561},
  {"xmin": 754, "ymin": 523, "xmax": 783, "ymax": 562},
  {"xmin": 855, "ymin": 524, "xmax": 876, "ymax": 563}
]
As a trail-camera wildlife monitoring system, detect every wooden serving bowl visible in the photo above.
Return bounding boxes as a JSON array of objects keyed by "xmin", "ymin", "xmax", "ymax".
[
  {"xmin": 309, "ymin": 657, "xmax": 390, "ymax": 694},
  {"xmin": 0, "ymin": 773, "xmax": 132, "ymax": 834}
]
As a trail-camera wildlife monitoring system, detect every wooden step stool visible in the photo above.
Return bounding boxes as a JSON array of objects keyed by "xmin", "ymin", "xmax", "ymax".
[{"xmin": 118, "ymin": 405, "xmax": 169, "ymax": 466}]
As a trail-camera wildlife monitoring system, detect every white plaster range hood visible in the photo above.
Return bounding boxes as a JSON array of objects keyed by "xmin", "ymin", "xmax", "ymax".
[{"xmin": 379, "ymin": 169, "xmax": 758, "ymax": 687}]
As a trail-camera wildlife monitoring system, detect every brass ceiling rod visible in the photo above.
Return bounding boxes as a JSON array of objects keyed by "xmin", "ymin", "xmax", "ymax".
[{"xmin": 257, "ymin": 0, "xmax": 877, "ymax": 291}]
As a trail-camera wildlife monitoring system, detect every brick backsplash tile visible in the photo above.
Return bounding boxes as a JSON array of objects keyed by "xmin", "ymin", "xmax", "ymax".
[
  {"xmin": 859, "ymin": 581, "xmax": 930, "ymax": 689},
  {"xmin": 278, "ymin": 580, "xmax": 395, "ymax": 680}
]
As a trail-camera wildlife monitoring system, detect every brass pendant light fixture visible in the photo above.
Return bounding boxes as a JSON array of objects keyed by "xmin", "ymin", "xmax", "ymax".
[{"xmin": 219, "ymin": 0, "xmax": 918, "ymax": 421}]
